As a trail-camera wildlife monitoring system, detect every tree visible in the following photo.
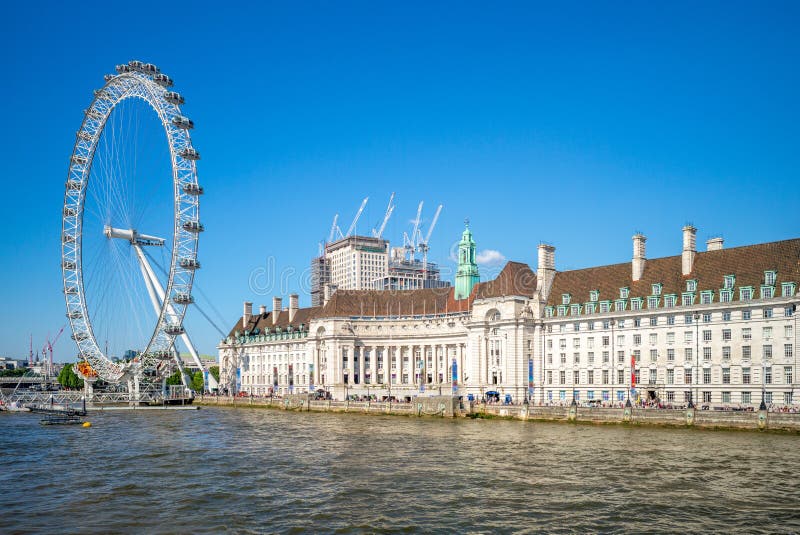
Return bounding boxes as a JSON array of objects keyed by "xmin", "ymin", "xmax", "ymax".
[
  {"xmin": 165, "ymin": 369, "xmax": 184, "ymax": 386},
  {"xmin": 209, "ymin": 365, "xmax": 219, "ymax": 382},
  {"xmin": 191, "ymin": 371, "xmax": 204, "ymax": 392},
  {"xmin": 57, "ymin": 363, "xmax": 84, "ymax": 390}
]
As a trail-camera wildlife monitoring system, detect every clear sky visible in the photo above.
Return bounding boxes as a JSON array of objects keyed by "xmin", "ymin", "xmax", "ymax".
[{"xmin": 1, "ymin": 1, "xmax": 798, "ymax": 361}]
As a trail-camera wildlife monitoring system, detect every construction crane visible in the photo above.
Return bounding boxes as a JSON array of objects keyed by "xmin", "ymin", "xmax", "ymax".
[
  {"xmin": 42, "ymin": 325, "xmax": 65, "ymax": 380},
  {"xmin": 345, "ymin": 197, "xmax": 368, "ymax": 237},
  {"xmin": 327, "ymin": 213, "xmax": 342, "ymax": 243},
  {"xmin": 403, "ymin": 201, "xmax": 424, "ymax": 262},
  {"xmin": 417, "ymin": 204, "xmax": 443, "ymax": 275},
  {"xmin": 372, "ymin": 192, "xmax": 395, "ymax": 239},
  {"xmin": 29, "ymin": 334, "xmax": 33, "ymax": 367}
]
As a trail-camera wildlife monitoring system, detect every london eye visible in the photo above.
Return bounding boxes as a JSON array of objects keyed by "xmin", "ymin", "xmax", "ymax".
[{"xmin": 61, "ymin": 60, "xmax": 213, "ymax": 395}]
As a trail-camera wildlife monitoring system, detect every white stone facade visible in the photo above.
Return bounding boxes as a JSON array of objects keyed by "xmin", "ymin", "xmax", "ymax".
[{"xmin": 221, "ymin": 230, "xmax": 799, "ymax": 408}]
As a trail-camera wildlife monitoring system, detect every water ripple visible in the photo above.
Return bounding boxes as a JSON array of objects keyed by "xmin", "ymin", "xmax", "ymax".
[{"xmin": 1, "ymin": 408, "xmax": 799, "ymax": 533}]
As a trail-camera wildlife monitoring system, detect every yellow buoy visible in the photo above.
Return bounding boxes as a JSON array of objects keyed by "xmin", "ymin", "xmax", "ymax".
[{"xmin": 82, "ymin": 422, "xmax": 92, "ymax": 428}]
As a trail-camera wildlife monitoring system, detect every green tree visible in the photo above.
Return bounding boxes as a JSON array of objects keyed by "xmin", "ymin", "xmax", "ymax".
[
  {"xmin": 165, "ymin": 369, "xmax": 184, "ymax": 386},
  {"xmin": 0, "ymin": 368, "xmax": 27, "ymax": 377},
  {"xmin": 57, "ymin": 363, "xmax": 84, "ymax": 390},
  {"xmin": 191, "ymin": 370, "xmax": 204, "ymax": 392},
  {"xmin": 209, "ymin": 365, "xmax": 219, "ymax": 382}
]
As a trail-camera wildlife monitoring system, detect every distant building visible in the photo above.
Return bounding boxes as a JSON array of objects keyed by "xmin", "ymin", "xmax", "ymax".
[
  {"xmin": 0, "ymin": 357, "xmax": 27, "ymax": 370},
  {"xmin": 373, "ymin": 247, "xmax": 449, "ymax": 291},
  {"xmin": 310, "ymin": 235, "xmax": 448, "ymax": 306},
  {"xmin": 222, "ymin": 225, "xmax": 799, "ymax": 408}
]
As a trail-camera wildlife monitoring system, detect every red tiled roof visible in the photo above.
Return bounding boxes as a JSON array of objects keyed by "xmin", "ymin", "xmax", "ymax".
[
  {"xmin": 475, "ymin": 261, "xmax": 537, "ymax": 299},
  {"xmin": 546, "ymin": 238, "xmax": 800, "ymax": 307}
]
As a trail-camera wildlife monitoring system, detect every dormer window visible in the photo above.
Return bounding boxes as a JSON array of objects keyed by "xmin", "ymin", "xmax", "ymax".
[
  {"xmin": 651, "ymin": 283, "xmax": 662, "ymax": 296},
  {"xmin": 761, "ymin": 286, "xmax": 774, "ymax": 299},
  {"xmin": 723, "ymin": 275, "xmax": 735, "ymax": 290},
  {"xmin": 647, "ymin": 296, "xmax": 659, "ymax": 309},
  {"xmin": 740, "ymin": 287, "xmax": 753, "ymax": 301},
  {"xmin": 620, "ymin": 287, "xmax": 630, "ymax": 299},
  {"xmin": 686, "ymin": 280, "xmax": 697, "ymax": 292},
  {"xmin": 720, "ymin": 289, "xmax": 732, "ymax": 303},
  {"xmin": 570, "ymin": 304, "xmax": 581, "ymax": 315},
  {"xmin": 584, "ymin": 302, "xmax": 596, "ymax": 315},
  {"xmin": 782, "ymin": 282, "xmax": 796, "ymax": 297},
  {"xmin": 700, "ymin": 290, "xmax": 714, "ymax": 305},
  {"xmin": 600, "ymin": 300, "xmax": 611, "ymax": 313},
  {"xmin": 545, "ymin": 306, "xmax": 554, "ymax": 318},
  {"xmin": 765, "ymin": 271, "xmax": 777, "ymax": 286},
  {"xmin": 589, "ymin": 290, "xmax": 599, "ymax": 302},
  {"xmin": 615, "ymin": 299, "xmax": 627, "ymax": 312},
  {"xmin": 631, "ymin": 298, "xmax": 643, "ymax": 311},
  {"xmin": 682, "ymin": 292, "xmax": 695, "ymax": 306},
  {"xmin": 562, "ymin": 293, "xmax": 571, "ymax": 305},
  {"xmin": 557, "ymin": 305, "xmax": 568, "ymax": 316},
  {"xmin": 664, "ymin": 295, "xmax": 677, "ymax": 308}
]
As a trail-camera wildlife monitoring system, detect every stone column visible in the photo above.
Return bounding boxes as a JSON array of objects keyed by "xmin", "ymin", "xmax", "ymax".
[{"xmin": 369, "ymin": 345, "xmax": 377, "ymax": 385}]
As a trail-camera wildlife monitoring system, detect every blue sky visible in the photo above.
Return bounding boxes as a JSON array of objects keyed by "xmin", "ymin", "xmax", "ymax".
[{"xmin": 1, "ymin": 1, "xmax": 798, "ymax": 361}]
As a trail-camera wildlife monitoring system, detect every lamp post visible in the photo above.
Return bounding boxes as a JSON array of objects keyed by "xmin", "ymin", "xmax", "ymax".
[{"xmin": 692, "ymin": 311, "xmax": 700, "ymax": 408}]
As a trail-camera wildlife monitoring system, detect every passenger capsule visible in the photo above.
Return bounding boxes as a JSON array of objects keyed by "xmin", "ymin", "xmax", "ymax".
[
  {"xmin": 63, "ymin": 261, "xmax": 77, "ymax": 270},
  {"xmin": 143, "ymin": 63, "xmax": 160, "ymax": 75},
  {"xmin": 62, "ymin": 233, "xmax": 76, "ymax": 243},
  {"xmin": 66, "ymin": 180, "xmax": 82, "ymax": 190},
  {"xmin": 179, "ymin": 147, "xmax": 200, "ymax": 160},
  {"xmin": 153, "ymin": 73, "xmax": 173, "ymax": 87},
  {"xmin": 179, "ymin": 258, "xmax": 200, "ymax": 270},
  {"xmin": 71, "ymin": 155, "xmax": 88, "ymax": 165},
  {"xmin": 164, "ymin": 91, "xmax": 184, "ymax": 105},
  {"xmin": 63, "ymin": 207, "xmax": 78, "ymax": 217},
  {"xmin": 71, "ymin": 332, "xmax": 89, "ymax": 341},
  {"xmin": 85, "ymin": 108, "xmax": 103, "ymax": 120},
  {"xmin": 115, "ymin": 64, "xmax": 131, "ymax": 74},
  {"xmin": 104, "ymin": 73, "xmax": 116, "ymax": 82},
  {"xmin": 67, "ymin": 311, "xmax": 82, "ymax": 319},
  {"xmin": 182, "ymin": 183, "xmax": 204, "ymax": 195},
  {"xmin": 64, "ymin": 286, "xmax": 78, "ymax": 295},
  {"xmin": 128, "ymin": 60, "xmax": 145, "ymax": 72},
  {"xmin": 164, "ymin": 324, "xmax": 186, "ymax": 336},
  {"xmin": 182, "ymin": 221, "xmax": 204, "ymax": 233},
  {"xmin": 171, "ymin": 115, "xmax": 194, "ymax": 130},
  {"xmin": 76, "ymin": 131, "xmax": 93, "ymax": 141},
  {"xmin": 172, "ymin": 293, "xmax": 194, "ymax": 305}
]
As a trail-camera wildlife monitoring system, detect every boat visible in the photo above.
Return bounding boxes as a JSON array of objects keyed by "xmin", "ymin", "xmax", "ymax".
[{"xmin": 40, "ymin": 413, "xmax": 83, "ymax": 425}]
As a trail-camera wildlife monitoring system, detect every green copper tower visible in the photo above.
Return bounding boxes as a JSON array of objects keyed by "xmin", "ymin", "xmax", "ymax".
[{"xmin": 455, "ymin": 219, "xmax": 480, "ymax": 299}]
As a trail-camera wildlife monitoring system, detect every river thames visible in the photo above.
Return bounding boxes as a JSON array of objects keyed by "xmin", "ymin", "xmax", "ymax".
[{"xmin": 1, "ymin": 407, "xmax": 798, "ymax": 533}]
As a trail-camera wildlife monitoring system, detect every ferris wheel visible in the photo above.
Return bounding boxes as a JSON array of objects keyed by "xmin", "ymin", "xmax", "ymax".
[{"xmin": 61, "ymin": 60, "xmax": 212, "ymax": 389}]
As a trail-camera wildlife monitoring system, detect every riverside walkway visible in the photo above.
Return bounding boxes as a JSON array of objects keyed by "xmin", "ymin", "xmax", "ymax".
[{"xmin": 197, "ymin": 395, "xmax": 800, "ymax": 433}]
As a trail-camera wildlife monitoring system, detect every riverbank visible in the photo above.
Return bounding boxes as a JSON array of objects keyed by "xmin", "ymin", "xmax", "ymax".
[{"xmin": 195, "ymin": 395, "xmax": 800, "ymax": 433}]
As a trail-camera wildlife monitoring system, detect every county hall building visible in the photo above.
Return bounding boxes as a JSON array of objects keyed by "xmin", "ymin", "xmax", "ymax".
[{"xmin": 219, "ymin": 224, "xmax": 799, "ymax": 408}]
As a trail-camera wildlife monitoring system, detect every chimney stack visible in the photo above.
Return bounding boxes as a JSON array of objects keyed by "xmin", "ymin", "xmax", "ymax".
[
  {"xmin": 682, "ymin": 225, "xmax": 697, "ymax": 276},
  {"xmin": 272, "ymin": 296, "xmax": 282, "ymax": 325},
  {"xmin": 706, "ymin": 237, "xmax": 724, "ymax": 251},
  {"xmin": 536, "ymin": 244, "xmax": 556, "ymax": 301},
  {"xmin": 632, "ymin": 234, "xmax": 647, "ymax": 281},
  {"xmin": 323, "ymin": 284, "xmax": 336, "ymax": 306},
  {"xmin": 289, "ymin": 293, "xmax": 299, "ymax": 322},
  {"xmin": 243, "ymin": 301, "xmax": 252, "ymax": 329},
  {"xmin": 259, "ymin": 304, "xmax": 266, "ymax": 315}
]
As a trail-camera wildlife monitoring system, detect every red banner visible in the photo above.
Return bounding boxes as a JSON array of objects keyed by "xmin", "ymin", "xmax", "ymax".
[{"xmin": 631, "ymin": 354, "xmax": 636, "ymax": 388}]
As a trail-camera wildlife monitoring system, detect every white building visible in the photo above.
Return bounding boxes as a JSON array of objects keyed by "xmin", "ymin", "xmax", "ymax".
[
  {"xmin": 221, "ymin": 225, "xmax": 799, "ymax": 408},
  {"xmin": 310, "ymin": 237, "xmax": 448, "ymax": 306}
]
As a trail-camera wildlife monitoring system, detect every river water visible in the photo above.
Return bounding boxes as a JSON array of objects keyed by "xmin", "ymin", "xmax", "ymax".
[{"xmin": 1, "ymin": 407, "xmax": 798, "ymax": 534}]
